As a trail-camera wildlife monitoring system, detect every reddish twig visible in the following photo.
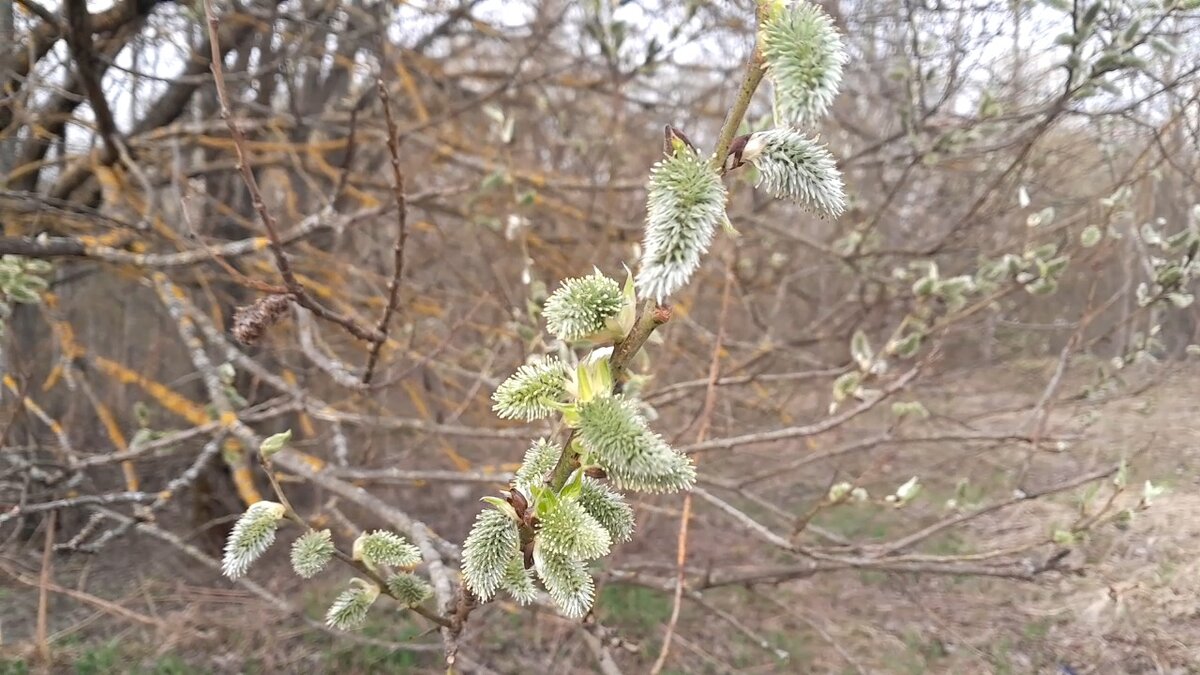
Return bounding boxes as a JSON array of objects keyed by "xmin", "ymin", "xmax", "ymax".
[
  {"xmin": 362, "ymin": 80, "xmax": 410, "ymax": 384},
  {"xmin": 651, "ymin": 259, "xmax": 735, "ymax": 674}
]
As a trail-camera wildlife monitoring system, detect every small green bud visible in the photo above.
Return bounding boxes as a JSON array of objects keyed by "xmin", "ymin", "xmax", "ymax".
[
  {"xmin": 259, "ymin": 429, "xmax": 292, "ymax": 459},
  {"xmin": 827, "ymin": 482, "xmax": 853, "ymax": 502}
]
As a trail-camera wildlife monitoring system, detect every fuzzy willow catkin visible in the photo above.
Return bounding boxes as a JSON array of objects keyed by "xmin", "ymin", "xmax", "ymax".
[
  {"xmin": 603, "ymin": 434, "xmax": 697, "ymax": 494},
  {"xmin": 461, "ymin": 508, "xmax": 521, "ymax": 601},
  {"xmin": 221, "ymin": 501, "xmax": 285, "ymax": 579},
  {"xmin": 514, "ymin": 438, "xmax": 562, "ymax": 496},
  {"xmin": 543, "ymin": 271, "xmax": 624, "ymax": 342},
  {"xmin": 386, "ymin": 573, "xmax": 434, "ymax": 607},
  {"xmin": 325, "ymin": 579, "xmax": 380, "ymax": 630},
  {"xmin": 577, "ymin": 478, "xmax": 636, "ymax": 543},
  {"xmin": 533, "ymin": 544, "xmax": 595, "ymax": 619},
  {"xmin": 636, "ymin": 149, "xmax": 729, "ymax": 302},
  {"xmin": 536, "ymin": 499, "xmax": 612, "ymax": 561},
  {"xmin": 500, "ymin": 557, "xmax": 539, "ymax": 605},
  {"xmin": 760, "ymin": 0, "xmax": 846, "ymax": 127},
  {"xmin": 575, "ymin": 395, "xmax": 697, "ymax": 493},
  {"xmin": 291, "ymin": 529, "xmax": 335, "ymax": 579},
  {"xmin": 353, "ymin": 530, "xmax": 422, "ymax": 568},
  {"xmin": 741, "ymin": 129, "xmax": 846, "ymax": 217},
  {"xmin": 491, "ymin": 357, "xmax": 570, "ymax": 421}
]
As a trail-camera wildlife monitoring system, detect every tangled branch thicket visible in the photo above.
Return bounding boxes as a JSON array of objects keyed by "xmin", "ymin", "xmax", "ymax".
[{"xmin": 2, "ymin": 0, "xmax": 1200, "ymax": 672}]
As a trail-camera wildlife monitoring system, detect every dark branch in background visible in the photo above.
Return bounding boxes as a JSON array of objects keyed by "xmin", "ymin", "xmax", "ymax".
[
  {"xmin": 0, "ymin": 491, "xmax": 158, "ymax": 525},
  {"xmin": 63, "ymin": 0, "xmax": 121, "ymax": 161},
  {"xmin": 0, "ymin": 186, "xmax": 455, "ymax": 264},
  {"xmin": 2, "ymin": 0, "xmax": 165, "ymax": 133},
  {"xmin": 0, "ymin": 236, "xmax": 91, "ymax": 258},
  {"xmin": 7, "ymin": 26, "xmax": 129, "ymax": 194},
  {"xmin": 47, "ymin": 0, "xmax": 289, "ymax": 202},
  {"xmin": 14, "ymin": 0, "xmax": 58, "ymax": 27}
]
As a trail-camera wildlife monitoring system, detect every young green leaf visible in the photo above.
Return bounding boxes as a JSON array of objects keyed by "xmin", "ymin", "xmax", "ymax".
[
  {"xmin": 1141, "ymin": 480, "xmax": 1166, "ymax": 507},
  {"xmin": 850, "ymin": 329, "xmax": 872, "ymax": 371},
  {"xmin": 891, "ymin": 401, "xmax": 930, "ymax": 419},
  {"xmin": 569, "ymin": 347, "xmax": 615, "ymax": 403},
  {"xmin": 259, "ymin": 429, "xmax": 292, "ymax": 459},
  {"xmin": 887, "ymin": 332, "xmax": 923, "ymax": 359},
  {"xmin": 885, "ymin": 476, "xmax": 922, "ymax": 507},
  {"xmin": 832, "ymin": 371, "xmax": 861, "ymax": 402}
]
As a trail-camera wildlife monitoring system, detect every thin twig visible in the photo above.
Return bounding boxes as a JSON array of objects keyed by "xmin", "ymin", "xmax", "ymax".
[
  {"xmin": 875, "ymin": 462, "xmax": 1120, "ymax": 556},
  {"xmin": 578, "ymin": 625, "xmax": 625, "ymax": 675},
  {"xmin": 36, "ymin": 510, "xmax": 55, "ymax": 665},
  {"xmin": 651, "ymin": 259, "xmax": 734, "ymax": 675},
  {"xmin": 63, "ymin": 0, "xmax": 120, "ymax": 160},
  {"xmin": 683, "ymin": 368, "xmax": 920, "ymax": 454},
  {"xmin": 1, "ymin": 491, "xmax": 157, "ymax": 525},
  {"xmin": 92, "ymin": 507, "xmax": 445, "ymax": 654},
  {"xmin": 64, "ymin": 435, "xmax": 226, "ymax": 552},
  {"xmin": 709, "ymin": 1, "xmax": 769, "ymax": 172},
  {"xmin": 0, "ymin": 554, "xmax": 162, "ymax": 630},
  {"xmin": 362, "ymin": 79, "xmax": 410, "ymax": 384},
  {"xmin": 757, "ymin": 591, "xmax": 866, "ymax": 675}
]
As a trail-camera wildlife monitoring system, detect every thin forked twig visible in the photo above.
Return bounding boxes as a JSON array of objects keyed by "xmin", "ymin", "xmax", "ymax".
[{"xmin": 200, "ymin": 0, "xmax": 383, "ymax": 344}]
